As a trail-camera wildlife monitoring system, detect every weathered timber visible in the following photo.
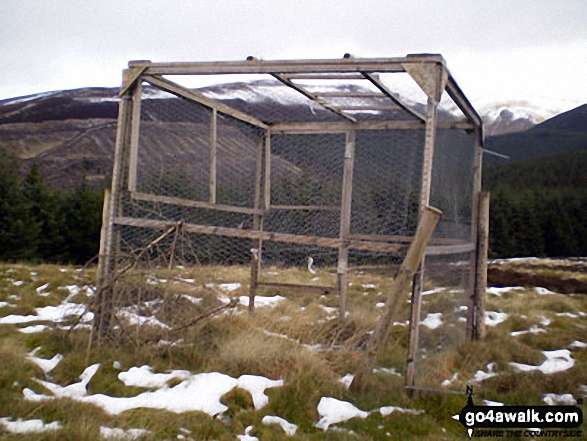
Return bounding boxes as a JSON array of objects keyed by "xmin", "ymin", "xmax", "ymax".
[
  {"xmin": 257, "ymin": 282, "xmax": 337, "ymax": 295},
  {"xmin": 350, "ymin": 206, "xmax": 442, "ymax": 392},
  {"xmin": 130, "ymin": 191, "xmax": 262, "ymax": 215},
  {"xmin": 473, "ymin": 192, "xmax": 490, "ymax": 341},
  {"xmin": 112, "ymin": 216, "xmax": 403, "ymax": 253}
]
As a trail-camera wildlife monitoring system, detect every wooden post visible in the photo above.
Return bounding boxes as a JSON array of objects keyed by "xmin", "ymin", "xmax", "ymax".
[
  {"xmin": 210, "ymin": 109, "xmax": 217, "ymax": 203},
  {"xmin": 97, "ymin": 189, "xmax": 112, "ymax": 287},
  {"xmin": 127, "ymin": 80, "xmax": 142, "ymax": 192},
  {"xmin": 405, "ymin": 266, "xmax": 423, "ymax": 394},
  {"xmin": 350, "ymin": 206, "xmax": 442, "ymax": 392},
  {"xmin": 249, "ymin": 130, "xmax": 269, "ymax": 312},
  {"xmin": 467, "ymin": 131, "xmax": 484, "ymax": 340},
  {"xmin": 337, "ymin": 131, "xmax": 355, "ymax": 319},
  {"xmin": 405, "ymin": 88, "xmax": 440, "ymax": 391},
  {"xmin": 95, "ymin": 81, "xmax": 134, "ymax": 337},
  {"xmin": 473, "ymin": 192, "xmax": 490, "ymax": 340}
]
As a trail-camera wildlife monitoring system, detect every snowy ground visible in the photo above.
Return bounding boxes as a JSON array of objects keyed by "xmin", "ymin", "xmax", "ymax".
[{"xmin": 0, "ymin": 259, "xmax": 586, "ymax": 439}]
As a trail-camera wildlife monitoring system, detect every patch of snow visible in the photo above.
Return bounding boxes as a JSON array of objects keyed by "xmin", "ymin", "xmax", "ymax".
[
  {"xmin": 219, "ymin": 283, "xmax": 241, "ymax": 292},
  {"xmin": 315, "ymin": 397, "xmax": 368, "ymax": 431},
  {"xmin": 176, "ymin": 277, "xmax": 195, "ymax": 283},
  {"xmin": 117, "ymin": 308, "xmax": 170, "ymax": 329},
  {"xmin": 556, "ymin": 312, "xmax": 578, "ymax": 318},
  {"xmin": 237, "ymin": 295, "xmax": 285, "ymax": 308},
  {"xmin": 118, "ymin": 365, "xmax": 191, "ymax": 388},
  {"xmin": 486, "ymin": 286, "xmax": 524, "ymax": 296},
  {"xmin": 339, "ymin": 374, "xmax": 354, "ymax": 389},
  {"xmin": 27, "ymin": 349, "xmax": 63, "ymax": 374},
  {"xmin": 180, "ymin": 294, "xmax": 202, "ymax": 304},
  {"xmin": 19, "ymin": 324, "xmax": 49, "ymax": 333},
  {"xmin": 510, "ymin": 325, "xmax": 547, "ymax": 337},
  {"xmin": 380, "ymin": 406, "xmax": 423, "ymax": 416},
  {"xmin": 542, "ymin": 393, "xmax": 576, "ymax": 406},
  {"xmin": 237, "ymin": 425, "xmax": 258, "ymax": 441},
  {"xmin": 471, "ymin": 363, "xmax": 498, "ymax": 383},
  {"xmin": 441, "ymin": 373, "xmax": 458, "ymax": 387},
  {"xmin": 0, "ymin": 301, "xmax": 16, "ymax": 308},
  {"xmin": 361, "ymin": 284, "xmax": 376, "ymax": 289},
  {"xmin": 0, "ymin": 301, "xmax": 92, "ymax": 324},
  {"xmin": 0, "ymin": 417, "xmax": 61, "ymax": 434},
  {"xmin": 376, "ymin": 302, "xmax": 385, "ymax": 308},
  {"xmin": 30, "ymin": 363, "xmax": 100, "ymax": 399},
  {"xmin": 25, "ymin": 365, "xmax": 282, "ymax": 417},
  {"xmin": 540, "ymin": 316, "xmax": 551, "ymax": 326},
  {"xmin": 373, "ymin": 367, "xmax": 402, "ymax": 377},
  {"xmin": 485, "ymin": 311, "xmax": 508, "ymax": 326},
  {"xmin": 319, "ymin": 305, "xmax": 338, "ymax": 315},
  {"xmin": 100, "ymin": 427, "xmax": 151, "ymax": 440},
  {"xmin": 535, "ymin": 287, "xmax": 557, "ymax": 295},
  {"xmin": 238, "ymin": 375, "xmax": 284, "ymax": 409},
  {"xmin": 262, "ymin": 415, "xmax": 297, "ymax": 436},
  {"xmin": 12, "ymin": 280, "xmax": 24, "ymax": 286},
  {"xmin": 421, "ymin": 287, "xmax": 447, "ymax": 296},
  {"xmin": 35, "ymin": 283, "xmax": 50, "ymax": 296},
  {"xmin": 510, "ymin": 349, "xmax": 574, "ymax": 375},
  {"xmin": 483, "ymin": 400, "xmax": 504, "ymax": 406},
  {"xmin": 113, "ymin": 361, "xmax": 122, "ymax": 370},
  {"xmin": 421, "ymin": 312, "xmax": 443, "ymax": 329},
  {"xmin": 569, "ymin": 341, "xmax": 587, "ymax": 349}
]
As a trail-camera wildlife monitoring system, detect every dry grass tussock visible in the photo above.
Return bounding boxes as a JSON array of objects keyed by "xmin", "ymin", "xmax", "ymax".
[{"xmin": 0, "ymin": 260, "xmax": 586, "ymax": 439}]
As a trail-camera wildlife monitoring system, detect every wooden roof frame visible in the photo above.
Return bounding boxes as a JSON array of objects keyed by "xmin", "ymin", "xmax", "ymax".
[{"xmin": 121, "ymin": 54, "xmax": 484, "ymax": 146}]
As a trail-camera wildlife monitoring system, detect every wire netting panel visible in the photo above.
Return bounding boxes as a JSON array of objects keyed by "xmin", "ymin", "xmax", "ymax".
[
  {"xmin": 351, "ymin": 130, "xmax": 424, "ymax": 238},
  {"xmin": 137, "ymin": 90, "xmax": 212, "ymax": 201},
  {"xmin": 414, "ymin": 252, "xmax": 472, "ymax": 390},
  {"xmin": 429, "ymin": 129, "xmax": 476, "ymax": 241}
]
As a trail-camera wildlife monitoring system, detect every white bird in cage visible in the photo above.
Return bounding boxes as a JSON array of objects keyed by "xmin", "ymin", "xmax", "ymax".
[
  {"xmin": 250, "ymin": 248, "xmax": 260, "ymax": 262},
  {"xmin": 307, "ymin": 256, "xmax": 317, "ymax": 274}
]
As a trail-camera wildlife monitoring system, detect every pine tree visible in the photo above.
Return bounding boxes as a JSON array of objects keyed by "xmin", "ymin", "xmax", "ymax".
[
  {"xmin": 0, "ymin": 154, "xmax": 38, "ymax": 261},
  {"xmin": 22, "ymin": 163, "xmax": 66, "ymax": 262}
]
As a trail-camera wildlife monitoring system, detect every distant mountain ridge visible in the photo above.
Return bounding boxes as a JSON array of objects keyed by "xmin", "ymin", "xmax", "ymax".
[
  {"xmin": 0, "ymin": 85, "xmax": 585, "ymax": 191},
  {"xmin": 485, "ymin": 104, "xmax": 587, "ymax": 163}
]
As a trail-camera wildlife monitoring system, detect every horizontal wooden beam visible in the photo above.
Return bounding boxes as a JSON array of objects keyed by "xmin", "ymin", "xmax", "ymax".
[
  {"xmin": 269, "ymin": 120, "xmax": 473, "ymax": 135},
  {"xmin": 281, "ymin": 73, "xmax": 367, "ymax": 80},
  {"xmin": 348, "ymin": 233, "xmax": 468, "ymax": 246},
  {"xmin": 314, "ymin": 92, "xmax": 387, "ymax": 98},
  {"xmin": 445, "ymin": 75, "xmax": 483, "ymax": 130},
  {"xmin": 257, "ymin": 281, "xmax": 337, "ymax": 295},
  {"xmin": 332, "ymin": 105, "xmax": 400, "ymax": 111},
  {"xmin": 425, "ymin": 242, "xmax": 475, "ymax": 256},
  {"xmin": 131, "ymin": 55, "xmax": 447, "ymax": 76},
  {"xmin": 130, "ymin": 191, "xmax": 262, "ymax": 215},
  {"xmin": 113, "ymin": 216, "xmax": 403, "ymax": 253},
  {"xmin": 271, "ymin": 73, "xmax": 357, "ymax": 122},
  {"xmin": 270, "ymin": 204, "xmax": 340, "ymax": 212},
  {"xmin": 362, "ymin": 72, "xmax": 426, "ymax": 122},
  {"xmin": 142, "ymin": 74, "xmax": 269, "ymax": 129}
]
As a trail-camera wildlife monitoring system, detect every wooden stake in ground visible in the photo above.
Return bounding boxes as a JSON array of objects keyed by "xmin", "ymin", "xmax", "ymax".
[{"xmin": 349, "ymin": 205, "xmax": 442, "ymax": 392}]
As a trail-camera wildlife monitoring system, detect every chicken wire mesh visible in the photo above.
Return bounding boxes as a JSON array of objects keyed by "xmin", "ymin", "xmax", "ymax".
[{"xmin": 98, "ymin": 57, "xmax": 484, "ymax": 392}]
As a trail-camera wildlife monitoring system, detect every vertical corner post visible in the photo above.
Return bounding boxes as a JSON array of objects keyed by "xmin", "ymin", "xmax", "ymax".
[
  {"xmin": 127, "ymin": 80, "xmax": 142, "ymax": 192},
  {"xmin": 467, "ymin": 130, "xmax": 484, "ymax": 339},
  {"xmin": 95, "ymin": 74, "xmax": 134, "ymax": 337},
  {"xmin": 473, "ymin": 192, "xmax": 490, "ymax": 340},
  {"xmin": 337, "ymin": 130, "xmax": 356, "ymax": 319},
  {"xmin": 405, "ymin": 62, "xmax": 444, "ymax": 392}
]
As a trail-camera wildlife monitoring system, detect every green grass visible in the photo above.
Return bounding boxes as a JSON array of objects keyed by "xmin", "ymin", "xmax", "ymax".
[{"xmin": 0, "ymin": 261, "xmax": 586, "ymax": 439}]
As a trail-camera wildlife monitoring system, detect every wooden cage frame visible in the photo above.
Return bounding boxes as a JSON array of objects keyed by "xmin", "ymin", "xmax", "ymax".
[{"xmin": 97, "ymin": 54, "xmax": 488, "ymax": 391}]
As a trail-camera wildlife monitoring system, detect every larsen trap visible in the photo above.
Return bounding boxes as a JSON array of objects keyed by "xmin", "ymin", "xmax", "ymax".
[{"xmin": 97, "ymin": 55, "xmax": 488, "ymax": 392}]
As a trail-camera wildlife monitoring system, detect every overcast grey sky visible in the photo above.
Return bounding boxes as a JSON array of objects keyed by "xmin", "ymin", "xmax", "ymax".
[{"xmin": 1, "ymin": 0, "xmax": 585, "ymax": 112}]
